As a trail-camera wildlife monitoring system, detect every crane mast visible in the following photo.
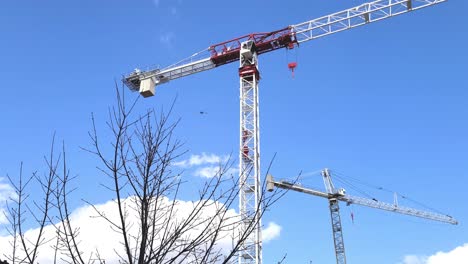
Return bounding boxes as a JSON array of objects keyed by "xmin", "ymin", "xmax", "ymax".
[
  {"xmin": 238, "ymin": 41, "xmax": 262, "ymax": 264},
  {"xmin": 266, "ymin": 170, "xmax": 457, "ymax": 264},
  {"xmin": 322, "ymin": 169, "xmax": 347, "ymax": 264},
  {"xmin": 329, "ymin": 197, "xmax": 346, "ymax": 264},
  {"xmin": 122, "ymin": 1, "xmax": 447, "ymax": 263}
]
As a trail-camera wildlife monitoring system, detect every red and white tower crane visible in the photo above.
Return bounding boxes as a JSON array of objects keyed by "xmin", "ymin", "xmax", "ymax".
[
  {"xmin": 266, "ymin": 170, "xmax": 457, "ymax": 264},
  {"xmin": 123, "ymin": 1, "xmax": 447, "ymax": 263}
]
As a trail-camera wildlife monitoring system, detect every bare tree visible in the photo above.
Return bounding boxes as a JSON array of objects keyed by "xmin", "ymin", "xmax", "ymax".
[
  {"xmin": 51, "ymin": 143, "xmax": 87, "ymax": 264},
  {"xmin": 82, "ymin": 85, "xmax": 285, "ymax": 264},
  {"xmin": 2, "ymin": 84, "xmax": 285, "ymax": 264},
  {"xmin": 3, "ymin": 137, "xmax": 60, "ymax": 264}
]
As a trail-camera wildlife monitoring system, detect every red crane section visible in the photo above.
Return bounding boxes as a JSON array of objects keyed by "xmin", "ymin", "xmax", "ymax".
[{"xmin": 209, "ymin": 27, "xmax": 297, "ymax": 66}]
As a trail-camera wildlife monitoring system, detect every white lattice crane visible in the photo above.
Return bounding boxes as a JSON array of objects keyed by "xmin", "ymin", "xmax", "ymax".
[
  {"xmin": 123, "ymin": 1, "xmax": 447, "ymax": 263},
  {"xmin": 266, "ymin": 169, "xmax": 457, "ymax": 264}
]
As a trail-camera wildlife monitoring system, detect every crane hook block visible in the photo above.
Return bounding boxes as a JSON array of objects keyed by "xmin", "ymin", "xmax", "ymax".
[{"xmin": 288, "ymin": 62, "xmax": 298, "ymax": 78}]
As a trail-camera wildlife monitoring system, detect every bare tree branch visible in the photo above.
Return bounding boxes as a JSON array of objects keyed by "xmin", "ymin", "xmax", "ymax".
[{"xmin": 3, "ymin": 83, "xmax": 287, "ymax": 264}]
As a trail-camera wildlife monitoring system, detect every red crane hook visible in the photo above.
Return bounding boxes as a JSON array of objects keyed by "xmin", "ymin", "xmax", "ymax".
[{"xmin": 288, "ymin": 62, "xmax": 297, "ymax": 78}]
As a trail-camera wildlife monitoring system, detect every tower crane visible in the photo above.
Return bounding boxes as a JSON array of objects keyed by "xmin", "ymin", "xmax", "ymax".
[
  {"xmin": 266, "ymin": 169, "xmax": 457, "ymax": 264},
  {"xmin": 122, "ymin": 1, "xmax": 447, "ymax": 263}
]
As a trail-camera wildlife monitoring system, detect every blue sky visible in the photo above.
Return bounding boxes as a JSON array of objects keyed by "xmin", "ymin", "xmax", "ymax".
[{"xmin": 0, "ymin": 0, "xmax": 467, "ymax": 263}]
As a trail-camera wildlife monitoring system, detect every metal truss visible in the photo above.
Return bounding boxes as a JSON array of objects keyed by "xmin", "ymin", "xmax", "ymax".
[
  {"xmin": 269, "ymin": 175, "xmax": 457, "ymax": 225},
  {"xmin": 329, "ymin": 198, "xmax": 346, "ymax": 264},
  {"xmin": 238, "ymin": 41, "xmax": 262, "ymax": 264},
  {"xmin": 268, "ymin": 168, "xmax": 456, "ymax": 264},
  {"xmin": 292, "ymin": 0, "xmax": 447, "ymax": 43},
  {"xmin": 345, "ymin": 194, "xmax": 458, "ymax": 224}
]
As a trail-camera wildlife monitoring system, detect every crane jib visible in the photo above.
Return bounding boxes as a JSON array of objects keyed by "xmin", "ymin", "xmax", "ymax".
[
  {"xmin": 208, "ymin": 27, "xmax": 297, "ymax": 67},
  {"xmin": 122, "ymin": 0, "xmax": 447, "ymax": 97}
]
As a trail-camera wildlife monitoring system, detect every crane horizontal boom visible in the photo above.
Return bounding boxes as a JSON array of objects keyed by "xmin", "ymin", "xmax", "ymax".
[
  {"xmin": 292, "ymin": 0, "xmax": 447, "ymax": 43},
  {"xmin": 266, "ymin": 175, "xmax": 458, "ymax": 225},
  {"xmin": 345, "ymin": 194, "xmax": 458, "ymax": 225},
  {"xmin": 123, "ymin": 0, "xmax": 446, "ymax": 96}
]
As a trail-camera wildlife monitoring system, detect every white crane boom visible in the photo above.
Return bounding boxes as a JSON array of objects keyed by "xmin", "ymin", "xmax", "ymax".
[
  {"xmin": 267, "ymin": 174, "xmax": 457, "ymax": 225},
  {"xmin": 266, "ymin": 171, "xmax": 457, "ymax": 264},
  {"xmin": 345, "ymin": 194, "xmax": 457, "ymax": 225},
  {"xmin": 292, "ymin": 0, "xmax": 446, "ymax": 43}
]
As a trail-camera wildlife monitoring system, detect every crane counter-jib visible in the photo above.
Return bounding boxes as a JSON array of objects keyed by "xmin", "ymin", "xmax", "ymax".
[
  {"xmin": 123, "ymin": 28, "xmax": 297, "ymax": 96},
  {"xmin": 123, "ymin": 57, "xmax": 215, "ymax": 96}
]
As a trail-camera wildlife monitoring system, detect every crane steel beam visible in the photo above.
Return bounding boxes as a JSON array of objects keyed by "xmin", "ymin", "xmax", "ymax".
[
  {"xmin": 238, "ymin": 40, "xmax": 262, "ymax": 264},
  {"xmin": 322, "ymin": 169, "xmax": 347, "ymax": 264},
  {"xmin": 123, "ymin": 0, "xmax": 446, "ymax": 96},
  {"xmin": 292, "ymin": 0, "xmax": 447, "ymax": 43},
  {"xmin": 344, "ymin": 194, "xmax": 458, "ymax": 225},
  {"xmin": 268, "ymin": 179, "xmax": 330, "ymax": 198},
  {"xmin": 329, "ymin": 198, "xmax": 346, "ymax": 264},
  {"xmin": 267, "ymin": 171, "xmax": 456, "ymax": 264},
  {"xmin": 123, "ymin": 57, "xmax": 215, "ymax": 94},
  {"xmin": 267, "ymin": 175, "xmax": 457, "ymax": 225},
  {"xmin": 266, "ymin": 174, "xmax": 458, "ymax": 224}
]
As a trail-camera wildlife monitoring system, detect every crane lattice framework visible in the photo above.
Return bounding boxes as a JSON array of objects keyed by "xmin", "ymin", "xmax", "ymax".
[
  {"xmin": 267, "ymin": 169, "xmax": 457, "ymax": 264},
  {"xmin": 123, "ymin": 1, "xmax": 447, "ymax": 263}
]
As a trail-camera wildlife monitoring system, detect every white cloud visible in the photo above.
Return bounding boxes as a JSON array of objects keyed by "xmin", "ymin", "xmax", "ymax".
[
  {"xmin": 173, "ymin": 153, "xmax": 229, "ymax": 168},
  {"xmin": 153, "ymin": 0, "xmax": 181, "ymax": 16},
  {"xmin": 159, "ymin": 31, "xmax": 175, "ymax": 46},
  {"xmin": 194, "ymin": 166, "xmax": 238, "ymax": 178},
  {"xmin": 195, "ymin": 166, "xmax": 222, "ymax": 178},
  {"xmin": 262, "ymin": 222, "xmax": 281, "ymax": 243},
  {"xmin": 0, "ymin": 177, "xmax": 16, "ymax": 225},
  {"xmin": 154, "ymin": 0, "xmax": 184, "ymax": 7},
  {"xmin": 0, "ymin": 196, "xmax": 241, "ymax": 263},
  {"xmin": 400, "ymin": 244, "xmax": 468, "ymax": 264},
  {"xmin": 173, "ymin": 153, "xmax": 236, "ymax": 178},
  {"xmin": 0, "ymin": 199, "xmax": 125, "ymax": 263},
  {"xmin": 401, "ymin": 255, "xmax": 428, "ymax": 264}
]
